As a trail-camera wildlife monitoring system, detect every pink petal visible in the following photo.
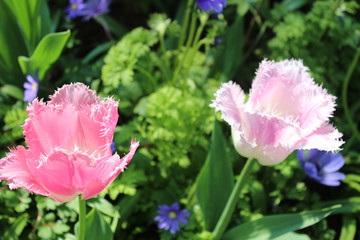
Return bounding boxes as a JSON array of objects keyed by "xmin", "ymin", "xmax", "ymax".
[
  {"xmin": 49, "ymin": 83, "xmax": 99, "ymax": 109},
  {"xmin": 232, "ymin": 128, "xmax": 292, "ymax": 165},
  {"xmin": 300, "ymin": 123, "xmax": 344, "ymax": 151},
  {"xmin": 82, "ymin": 139, "xmax": 139, "ymax": 199},
  {"xmin": 249, "ymin": 59, "xmax": 336, "ymax": 133},
  {"xmin": 24, "ymin": 100, "xmax": 79, "ymax": 157},
  {"xmin": 24, "ymin": 88, "xmax": 118, "ymax": 158},
  {"xmin": 210, "ymin": 81, "xmax": 245, "ymax": 133},
  {"xmin": 29, "ymin": 150, "xmax": 82, "ymax": 203},
  {"xmin": 0, "ymin": 146, "xmax": 50, "ymax": 196}
]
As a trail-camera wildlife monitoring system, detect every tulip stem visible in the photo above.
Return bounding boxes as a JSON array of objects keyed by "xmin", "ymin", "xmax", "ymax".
[
  {"xmin": 78, "ymin": 196, "xmax": 86, "ymax": 240},
  {"xmin": 212, "ymin": 158, "xmax": 256, "ymax": 240}
]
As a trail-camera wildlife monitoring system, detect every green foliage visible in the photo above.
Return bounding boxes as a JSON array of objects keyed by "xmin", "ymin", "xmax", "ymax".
[
  {"xmin": 0, "ymin": 0, "xmax": 51, "ymax": 85},
  {"xmin": 0, "ymin": 106, "xmax": 27, "ymax": 145},
  {"xmin": 196, "ymin": 121, "xmax": 234, "ymax": 231},
  {"xmin": 102, "ymin": 27, "xmax": 159, "ymax": 88},
  {"xmin": 18, "ymin": 30, "xmax": 71, "ymax": 80},
  {"xmin": 267, "ymin": 0, "xmax": 360, "ymax": 93},
  {"xmin": 134, "ymin": 85, "xmax": 214, "ymax": 171},
  {"xmin": 223, "ymin": 205, "xmax": 342, "ymax": 240},
  {"xmin": 85, "ymin": 208, "xmax": 114, "ymax": 240}
]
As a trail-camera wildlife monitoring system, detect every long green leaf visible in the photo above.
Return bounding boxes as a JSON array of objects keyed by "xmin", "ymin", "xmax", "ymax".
[
  {"xmin": 195, "ymin": 121, "xmax": 234, "ymax": 231},
  {"xmin": 85, "ymin": 208, "xmax": 114, "ymax": 240},
  {"xmin": 222, "ymin": 205, "xmax": 342, "ymax": 240},
  {"xmin": 0, "ymin": 84, "xmax": 24, "ymax": 100},
  {"xmin": 18, "ymin": 30, "xmax": 71, "ymax": 80},
  {"xmin": 0, "ymin": 0, "xmax": 28, "ymax": 85},
  {"xmin": 4, "ymin": 0, "xmax": 40, "ymax": 53},
  {"xmin": 270, "ymin": 232, "xmax": 311, "ymax": 240},
  {"xmin": 339, "ymin": 215, "xmax": 357, "ymax": 240}
]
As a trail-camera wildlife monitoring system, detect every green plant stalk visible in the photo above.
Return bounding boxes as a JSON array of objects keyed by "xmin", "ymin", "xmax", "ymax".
[
  {"xmin": 172, "ymin": 9, "xmax": 197, "ymax": 85},
  {"xmin": 178, "ymin": 0, "xmax": 193, "ymax": 49},
  {"xmin": 342, "ymin": 48, "xmax": 360, "ymax": 141},
  {"xmin": 212, "ymin": 158, "xmax": 256, "ymax": 240},
  {"xmin": 78, "ymin": 196, "xmax": 86, "ymax": 240},
  {"xmin": 96, "ymin": 16, "xmax": 114, "ymax": 42}
]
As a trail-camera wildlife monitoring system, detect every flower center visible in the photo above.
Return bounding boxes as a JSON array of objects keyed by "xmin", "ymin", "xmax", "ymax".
[
  {"xmin": 32, "ymin": 82, "xmax": 38, "ymax": 90},
  {"xmin": 168, "ymin": 211, "xmax": 177, "ymax": 219},
  {"xmin": 71, "ymin": 4, "xmax": 78, "ymax": 10}
]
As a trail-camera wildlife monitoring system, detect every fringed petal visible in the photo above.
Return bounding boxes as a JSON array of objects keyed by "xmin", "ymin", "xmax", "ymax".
[
  {"xmin": 300, "ymin": 123, "xmax": 344, "ymax": 151},
  {"xmin": 0, "ymin": 146, "xmax": 50, "ymax": 197},
  {"xmin": 49, "ymin": 82, "xmax": 99, "ymax": 109},
  {"xmin": 210, "ymin": 81, "xmax": 245, "ymax": 133}
]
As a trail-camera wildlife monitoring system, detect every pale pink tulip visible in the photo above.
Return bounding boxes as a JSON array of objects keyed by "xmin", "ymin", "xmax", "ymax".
[
  {"xmin": 0, "ymin": 83, "xmax": 139, "ymax": 202},
  {"xmin": 211, "ymin": 59, "xmax": 343, "ymax": 165}
]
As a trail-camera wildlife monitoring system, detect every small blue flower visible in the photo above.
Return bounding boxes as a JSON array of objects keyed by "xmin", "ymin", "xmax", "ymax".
[
  {"xmin": 66, "ymin": 0, "xmax": 86, "ymax": 19},
  {"xmin": 82, "ymin": 0, "xmax": 111, "ymax": 20},
  {"xmin": 197, "ymin": 0, "xmax": 227, "ymax": 14},
  {"xmin": 297, "ymin": 149, "xmax": 346, "ymax": 186},
  {"xmin": 23, "ymin": 72, "xmax": 39, "ymax": 102},
  {"xmin": 154, "ymin": 202, "xmax": 190, "ymax": 234},
  {"xmin": 110, "ymin": 141, "xmax": 116, "ymax": 154}
]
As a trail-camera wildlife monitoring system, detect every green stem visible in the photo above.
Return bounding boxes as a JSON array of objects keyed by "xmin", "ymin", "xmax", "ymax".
[
  {"xmin": 212, "ymin": 158, "xmax": 256, "ymax": 240},
  {"xmin": 134, "ymin": 66, "xmax": 157, "ymax": 89},
  {"xmin": 96, "ymin": 16, "xmax": 114, "ymax": 42},
  {"xmin": 342, "ymin": 48, "xmax": 360, "ymax": 141},
  {"xmin": 78, "ymin": 196, "xmax": 86, "ymax": 240},
  {"xmin": 178, "ymin": 0, "xmax": 193, "ymax": 49},
  {"xmin": 172, "ymin": 8, "xmax": 197, "ymax": 85}
]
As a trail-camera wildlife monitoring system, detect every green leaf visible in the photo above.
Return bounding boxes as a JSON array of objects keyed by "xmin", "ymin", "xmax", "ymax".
[
  {"xmin": 85, "ymin": 208, "xmax": 114, "ymax": 240},
  {"xmin": 3, "ymin": 213, "xmax": 29, "ymax": 240},
  {"xmin": 0, "ymin": 0, "xmax": 28, "ymax": 85},
  {"xmin": 339, "ymin": 215, "xmax": 357, "ymax": 240},
  {"xmin": 222, "ymin": 205, "xmax": 342, "ymax": 240},
  {"xmin": 195, "ymin": 121, "xmax": 234, "ymax": 231},
  {"xmin": 0, "ymin": 84, "xmax": 24, "ymax": 100},
  {"xmin": 18, "ymin": 30, "xmax": 71, "ymax": 80},
  {"xmin": 270, "ymin": 232, "xmax": 311, "ymax": 240}
]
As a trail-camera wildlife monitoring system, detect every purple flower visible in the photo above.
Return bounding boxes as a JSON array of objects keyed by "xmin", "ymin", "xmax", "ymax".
[
  {"xmin": 154, "ymin": 202, "xmax": 190, "ymax": 234},
  {"xmin": 197, "ymin": 0, "xmax": 227, "ymax": 14},
  {"xmin": 66, "ymin": 0, "xmax": 86, "ymax": 19},
  {"xmin": 297, "ymin": 149, "xmax": 346, "ymax": 186},
  {"xmin": 82, "ymin": 0, "xmax": 110, "ymax": 20},
  {"xmin": 23, "ymin": 72, "xmax": 39, "ymax": 102}
]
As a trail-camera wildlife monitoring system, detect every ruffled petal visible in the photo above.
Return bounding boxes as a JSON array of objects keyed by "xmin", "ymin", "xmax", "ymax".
[
  {"xmin": 49, "ymin": 83, "xmax": 99, "ymax": 109},
  {"xmin": 249, "ymin": 59, "xmax": 336, "ymax": 134},
  {"xmin": 24, "ymin": 100, "xmax": 79, "ymax": 157},
  {"xmin": 82, "ymin": 140, "xmax": 139, "ymax": 199},
  {"xmin": 210, "ymin": 81, "xmax": 245, "ymax": 133},
  {"xmin": 0, "ymin": 146, "xmax": 50, "ymax": 197},
  {"xmin": 300, "ymin": 123, "xmax": 344, "ymax": 151}
]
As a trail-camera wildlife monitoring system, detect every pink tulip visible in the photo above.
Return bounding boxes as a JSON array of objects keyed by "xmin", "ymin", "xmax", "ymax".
[
  {"xmin": 0, "ymin": 83, "xmax": 139, "ymax": 202},
  {"xmin": 211, "ymin": 59, "xmax": 343, "ymax": 165}
]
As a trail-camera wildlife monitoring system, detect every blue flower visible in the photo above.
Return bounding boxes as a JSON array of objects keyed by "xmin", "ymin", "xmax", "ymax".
[
  {"xmin": 23, "ymin": 72, "xmax": 39, "ymax": 102},
  {"xmin": 196, "ymin": 0, "xmax": 227, "ymax": 14},
  {"xmin": 297, "ymin": 149, "xmax": 346, "ymax": 186},
  {"xmin": 154, "ymin": 202, "xmax": 190, "ymax": 234},
  {"xmin": 110, "ymin": 141, "xmax": 116, "ymax": 154},
  {"xmin": 66, "ymin": 0, "xmax": 86, "ymax": 19},
  {"xmin": 82, "ymin": 0, "xmax": 111, "ymax": 20}
]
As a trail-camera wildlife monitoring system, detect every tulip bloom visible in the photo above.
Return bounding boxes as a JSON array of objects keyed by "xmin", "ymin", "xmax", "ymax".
[
  {"xmin": 211, "ymin": 59, "xmax": 343, "ymax": 165},
  {"xmin": 0, "ymin": 83, "xmax": 138, "ymax": 202}
]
